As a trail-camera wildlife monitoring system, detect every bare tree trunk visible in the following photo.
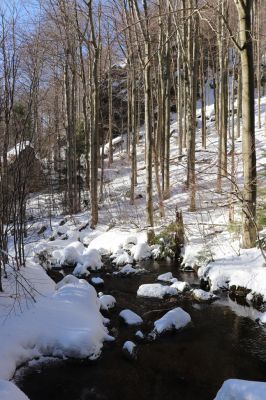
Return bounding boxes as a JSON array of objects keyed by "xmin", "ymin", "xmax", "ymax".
[{"xmin": 234, "ymin": 0, "xmax": 257, "ymax": 248}]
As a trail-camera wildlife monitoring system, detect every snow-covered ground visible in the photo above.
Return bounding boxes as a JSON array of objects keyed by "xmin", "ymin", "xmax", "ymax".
[{"xmin": 1, "ymin": 94, "xmax": 266, "ymax": 399}]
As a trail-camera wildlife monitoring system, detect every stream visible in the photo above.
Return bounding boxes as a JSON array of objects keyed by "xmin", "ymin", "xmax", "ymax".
[{"xmin": 15, "ymin": 260, "xmax": 266, "ymax": 400}]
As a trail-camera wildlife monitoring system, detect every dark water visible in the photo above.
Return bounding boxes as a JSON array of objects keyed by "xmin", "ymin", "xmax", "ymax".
[{"xmin": 16, "ymin": 260, "xmax": 266, "ymax": 400}]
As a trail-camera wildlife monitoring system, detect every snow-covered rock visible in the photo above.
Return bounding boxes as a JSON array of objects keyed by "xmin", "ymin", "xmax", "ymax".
[
  {"xmin": 0, "ymin": 278, "xmax": 112, "ymax": 381},
  {"xmin": 112, "ymin": 251, "xmax": 133, "ymax": 266},
  {"xmin": 135, "ymin": 330, "xmax": 144, "ymax": 340},
  {"xmin": 122, "ymin": 341, "xmax": 137, "ymax": 360},
  {"xmin": 153, "ymin": 307, "xmax": 191, "ymax": 334},
  {"xmin": 56, "ymin": 274, "xmax": 86, "ymax": 290},
  {"xmin": 157, "ymin": 272, "xmax": 174, "ymax": 282},
  {"xmin": 73, "ymin": 263, "xmax": 90, "ymax": 277},
  {"xmin": 0, "ymin": 380, "xmax": 29, "ymax": 400},
  {"xmin": 192, "ymin": 288, "xmax": 217, "ymax": 302},
  {"xmin": 131, "ymin": 243, "xmax": 151, "ymax": 261},
  {"xmin": 91, "ymin": 277, "xmax": 104, "ymax": 285},
  {"xmin": 99, "ymin": 294, "xmax": 116, "ymax": 311},
  {"xmin": 115, "ymin": 264, "xmax": 137, "ymax": 275},
  {"xmin": 170, "ymin": 280, "xmax": 189, "ymax": 292},
  {"xmin": 214, "ymin": 379, "xmax": 266, "ymax": 400},
  {"xmin": 137, "ymin": 283, "xmax": 178, "ymax": 299},
  {"xmin": 81, "ymin": 248, "xmax": 103, "ymax": 270},
  {"xmin": 119, "ymin": 309, "xmax": 143, "ymax": 325},
  {"xmin": 58, "ymin": 242, "xmax": 83, "ymax": 266}
]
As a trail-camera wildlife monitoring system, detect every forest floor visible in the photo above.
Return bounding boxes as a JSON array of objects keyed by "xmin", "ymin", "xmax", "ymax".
[{"xmin": 1, "ymin": 95, "xmax": 266, "ymax": 399}]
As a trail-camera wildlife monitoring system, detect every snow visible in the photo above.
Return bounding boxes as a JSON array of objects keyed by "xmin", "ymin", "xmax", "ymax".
[
  {"xmin": 157, "ymin": 272, "xmax": 174, "ymax": 282},
  {"xmin": 86, "ymin": 230, "xmax": 146, "ymax": 256},
  {"xmin": 6, "ymin": 141, "xmax": 33, "ymax": 162},
  {"xmin": 170, "ymin": 280, "xmax": 189, "ymax": 292},
  {"xmin": 73, "ymin": 263, "xmax": 91, "ymax": 277},
  {"xmin": 192, "ymin": 288, "xmax": 217, "ymax": 301},
  {"xmin": 122, "ymin": 341, "xmax": 136, "ymax": 355},
  {"xmin": 112, "ymin": 250, "xmax": 133, "ymax": 266},
  {"xmin": 115, "ymin": 264, "xmax": 137, "ymax": 275},
  {"xmin": 259, "ymin": 312, "xmax": 266, "ymax": 324},
  {"xmin": 119, "ymin": 309, "xmax": 143, "ymax": 325},
  {"xmin": 214, "ymin": 379, "xmax": 266, "ymax": 400},
  {"xmin": 98, "ymin": 293, "xmax": 116, "ymax": 311},
  {"xmin": 181, "ymin": 244, "xmax": 211, "ymax": 270},
  {"xmin": 81, "ymin": 248, "xmax": 103, "ymax": 270},
  {"xmin": 0, "ymin": 380, "xmax": 29, "ymax": 400},
  {"xmin": 153, "ymin": 307, "xmax": 191, "ymax": 334},
  {"xmin": 137, "ymin": 283, "xmax": 178, "ymax": 299},
  {"xmin": 0, "ymin": 276, "xmax": 112, "ymax": 381},
  {"xmin": 198, "ymin": 248, "xmax": 266, "ymax": 301},
  {"xmin": 57, "ymin": 242, "xmax": 83, "ymax": 266},
  {"xmin": 135, "ymin": 330, "xmax": 144, "ymax": 340},
  {"xmin": 131, "ymin": 243, "xmax": 151, "ymax": 261},
  {"xmin": 91, "ymin": 277, "xmax": 104, "ymax": 285}
]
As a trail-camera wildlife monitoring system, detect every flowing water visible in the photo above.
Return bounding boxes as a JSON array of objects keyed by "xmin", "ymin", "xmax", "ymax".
[{"xmin": 16, "ymin": 260, "xmax": 266, "ymax": 400}]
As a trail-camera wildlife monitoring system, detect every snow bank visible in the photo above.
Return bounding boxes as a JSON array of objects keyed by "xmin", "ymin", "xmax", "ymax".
[
  {"xmin": 87, "ymin": 230, "xmax": 146, "ymax": 255},
  {"xmin": 182, "ymin": 244, "xmax": 211, "ymax": 270},
  {"xmin": 0, "ymin": 277, "xmax": 111, "ymax": 380},
  {"xmin": 99, "ymin": 293, "xmax": 116, "ymax": 311},
  {"xmin": 198, "ymin": 248, "xmax": 266, "ymax": 300},
  {"xmin": 0, "ymin": 380, "xmax": 29, "ymax": 400},
  {"xmin": 119, "ymin": 309, "xmax": 143, "ymax": 325},
  {"xmin": 215, "ymin": 379, "xmax": 266, "ymax": 400},
  {"xmin": 154, "ymin": 307, "xmax": 191, "ymax": 334},
  {"xmin": 137, "ymin": 283, "xmax": 177, "ymax": 298}
]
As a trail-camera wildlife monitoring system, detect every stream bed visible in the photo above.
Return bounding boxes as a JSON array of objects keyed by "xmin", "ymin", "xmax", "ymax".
[{"xmin": 15, "ymin": 260, "xmax": 266, "ymax": 400}]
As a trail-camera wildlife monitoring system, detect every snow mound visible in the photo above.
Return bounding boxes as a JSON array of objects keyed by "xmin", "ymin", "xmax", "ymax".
[
  {"xmin": 157, "ymin": 272, "xmax": 174, "ymax": 282},
  {"xmin": 115, "ymin": 264, "xmax": 137, "ymax": 275},
  {"xmin": 73, "ymin": 263, "xmax": 90, "ymax": 277},
  {"xmin": 82, "ymin": 248, "xmax": 103, "ymax": 270},
  {"xmin": 214, "ymin": 379, "xmax": 266, "ymax": 400},
  {"xmin": 119, "ymin": 309, "xmax": 143, "ymax": 325},
  {"xmin": 0, "ymin": 380, "xmax": 29, "ymax": 400},
  {"xmin": 131, "ymin": 243, "xmax": 151, "ymax": 261},
  {"xmin": 112, "ymin": 251, "xmax": 133, "ymax": 266},
  {"xmin": 135, "ymin": 330, "xmax": 144, "ymax": 340},
  {"xmin": 56, "ymin": 274, "xmax": 87, "ymax": 290},
  {"xmin": 122, "ymin": 341, "xmax": 137, "ymax": 358},
  {"xmin": 99, "ymin": 294, "xmax": 116, "ymax": 311},
  {"xmin": 192, "ymin": 289, "xmax": 217, "ymax": 301},
  {"xmin": 137, "ymin": 283, "xmax": 178, "ymax": 299},
  {"xmin": 91, "ymin": 277, "xmax": 104, "ymax": 285},
  {"xmin": 170, "ymin": 281, "xmax": 189, "ymax": 292},
  {"xmin": 154, "ymin": 307, "xmax": 191, "ymax": 334},
  {"xmin": 59, "ymin": 242, "xmax": 83, "ymax": 266},
  {"xmin": 0, "ymin": 279, "xmax": 111, "ymax": 381}
]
